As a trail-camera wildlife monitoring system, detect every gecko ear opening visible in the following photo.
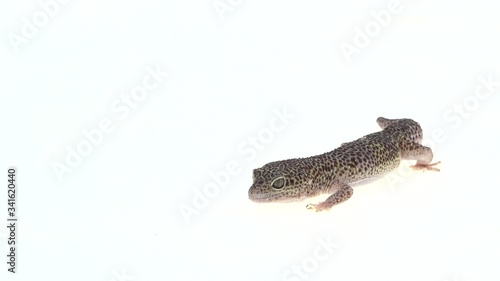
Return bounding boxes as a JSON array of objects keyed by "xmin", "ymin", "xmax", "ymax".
[{"xmin": 271, "ymin": 177, "xmax": 285, "ymax": 189}]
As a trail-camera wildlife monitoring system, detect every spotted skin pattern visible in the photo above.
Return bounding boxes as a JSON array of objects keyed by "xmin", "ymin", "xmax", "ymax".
[{"xmin": 248, "ymin": 117, "xmax": 441, "ymax": 212}]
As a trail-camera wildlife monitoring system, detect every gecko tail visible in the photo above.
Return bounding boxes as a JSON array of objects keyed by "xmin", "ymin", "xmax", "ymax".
[
  {"xmin": 376, "ymin": 117, "xmax": 423, "ymax": 143},
  {"xmin": 376, "ymin": 117, "xmax": 399, "ymax": 129}
]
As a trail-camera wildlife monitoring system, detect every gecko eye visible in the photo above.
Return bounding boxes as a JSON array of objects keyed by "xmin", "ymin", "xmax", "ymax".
[{"xmin": 271, "ymin": 177, "xmax": 285, "ymax": 189}]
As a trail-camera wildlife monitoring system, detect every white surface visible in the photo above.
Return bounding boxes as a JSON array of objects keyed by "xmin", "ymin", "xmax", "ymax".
[{"xmin": 1, "ymin": 0, "xmax": 500, "ymax": 281}]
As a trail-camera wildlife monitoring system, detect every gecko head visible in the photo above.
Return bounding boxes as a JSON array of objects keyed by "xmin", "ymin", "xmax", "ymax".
[{"xmin": 248, "ymin": 159, "xmax": 312, "ymax": 203}]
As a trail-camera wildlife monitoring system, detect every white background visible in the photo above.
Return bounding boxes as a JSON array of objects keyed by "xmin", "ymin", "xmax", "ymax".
[{"xmin": 1, "ymin": 0, "xmax": 500, "ymax": 281}]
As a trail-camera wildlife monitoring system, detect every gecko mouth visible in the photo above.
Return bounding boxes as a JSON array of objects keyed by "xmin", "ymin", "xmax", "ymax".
[
  {"xmin": 248, "ymin": 189, "xmax": 272, "ymax": 202},
  {"xmin": 248, "ymin": 188, "xmax": 303, "ymax": 203}
]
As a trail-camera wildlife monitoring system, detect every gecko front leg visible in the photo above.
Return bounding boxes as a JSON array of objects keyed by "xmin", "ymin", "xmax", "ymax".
[
  {"xmin": 401, "ymin": 142, "xmax": 441, "ymax": 172},
  {"xmin": 306, "ymin": 182, "xmax": 353, "ymax": 212}
]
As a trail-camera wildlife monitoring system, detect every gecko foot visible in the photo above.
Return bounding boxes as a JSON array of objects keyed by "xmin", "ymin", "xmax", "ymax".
[
  {"xmin": 410, "ymin": 161, "xmax": 441, "ymax": 172},
  {"xmin": 306, "ymin": 202, "xmax": 330, "ymax": 212},
  {"xmin": 306, "ymin": 184, "xmax": 353, "ymax": 212}
]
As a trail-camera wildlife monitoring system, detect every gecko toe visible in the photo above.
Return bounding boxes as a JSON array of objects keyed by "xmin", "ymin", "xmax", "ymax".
[{"xmin": 410, "ymin": 161, "xmax": 441, "ymax": 172}]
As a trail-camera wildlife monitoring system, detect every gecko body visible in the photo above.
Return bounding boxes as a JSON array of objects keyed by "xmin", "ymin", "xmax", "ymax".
[{"xmin": 248, "ymin": 117, "xmax": 440, "ymax": 211}]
